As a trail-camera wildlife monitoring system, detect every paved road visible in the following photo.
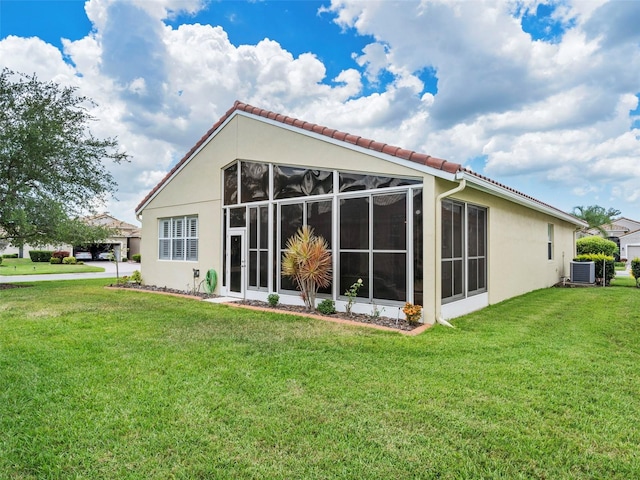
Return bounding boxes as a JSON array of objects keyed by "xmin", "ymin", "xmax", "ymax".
[{"xmin": 0, "ymin": 261, "xmax": 139, "ymax": 283}]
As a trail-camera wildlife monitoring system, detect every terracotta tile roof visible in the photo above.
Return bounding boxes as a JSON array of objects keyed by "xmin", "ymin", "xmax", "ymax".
[
  {"xmin": 134, "ymin": 101, "xmax": 584, "ymax": 226},
  {"xmin": 135, "ymin": 101, "xmax": 464, "ymax": 213}
]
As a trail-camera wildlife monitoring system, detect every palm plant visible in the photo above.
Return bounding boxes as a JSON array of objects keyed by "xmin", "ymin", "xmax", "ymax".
[{"xmin": 281, "ymin": 226, "xmax": 332, "ymax": 311}]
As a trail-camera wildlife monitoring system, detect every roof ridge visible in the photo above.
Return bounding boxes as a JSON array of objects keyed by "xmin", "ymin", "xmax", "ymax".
[{"xmin": 135, "ymin": 101, "xmax": 463, "ymax": 213}]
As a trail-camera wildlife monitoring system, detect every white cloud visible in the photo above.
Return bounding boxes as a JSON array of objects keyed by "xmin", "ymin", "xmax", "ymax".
[{"xmin": 2, "ymin": 0, "xmax": 640, "ymax": 222}]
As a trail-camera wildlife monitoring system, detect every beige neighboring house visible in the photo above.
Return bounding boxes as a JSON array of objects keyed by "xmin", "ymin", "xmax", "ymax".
[
  {"xmin": 81, "ymin": 214, "xmax": 141, "ymax": 261},
  {"xmin": 135, "ymin": 101, "xmax": 587, "ymax": 323},
  {"xmin": 587, "ymin": 217, "xmax": 640, "ymax": 262},
  {"xmin": 1, "ymin": 214, "xmax": 140, "ymax": 261}
]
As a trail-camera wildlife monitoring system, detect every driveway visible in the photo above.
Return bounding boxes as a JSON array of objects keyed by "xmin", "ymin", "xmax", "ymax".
[{"xmin": 0, "ymin": 261, "xmax": 140, "ymax": 283}]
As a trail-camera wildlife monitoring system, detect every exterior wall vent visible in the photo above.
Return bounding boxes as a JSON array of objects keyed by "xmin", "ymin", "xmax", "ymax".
[{"xmin": 570, "ymin": 261, "xmax": 595, "ymax": 284}]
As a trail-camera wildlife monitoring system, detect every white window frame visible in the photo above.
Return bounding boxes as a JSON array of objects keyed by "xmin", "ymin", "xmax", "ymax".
[
  {"xmin": 547, "ymin": 224, "xmax": 554, "ymax": 260},
  {"xmin": 159, "ymin": 215, "xmax": 198, "ymax": 261}
]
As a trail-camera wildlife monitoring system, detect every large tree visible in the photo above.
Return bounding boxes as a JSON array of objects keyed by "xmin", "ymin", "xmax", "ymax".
[
  {"xmin": 572, "ymin": 205, "xmax": 621, "ymax": 236},
  {"xmin": 0, "ymin": 69, "xmax": 128, "ymax": 248}
]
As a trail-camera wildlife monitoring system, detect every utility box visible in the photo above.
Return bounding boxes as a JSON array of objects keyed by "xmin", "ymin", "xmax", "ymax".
[{"xmin": 570, "ymin": 261, "xmax": 595, "ymax": 284}]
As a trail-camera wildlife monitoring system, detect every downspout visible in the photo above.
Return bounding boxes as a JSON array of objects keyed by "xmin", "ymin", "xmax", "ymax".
[{"xmin": 434, "ymin": 177, "xmax": 467, "ymax": 327}]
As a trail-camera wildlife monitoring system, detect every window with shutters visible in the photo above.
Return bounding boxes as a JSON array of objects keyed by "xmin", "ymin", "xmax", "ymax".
[{"xmin": 158, "ymin": 215, "xmax": 198, "ymax": 261}]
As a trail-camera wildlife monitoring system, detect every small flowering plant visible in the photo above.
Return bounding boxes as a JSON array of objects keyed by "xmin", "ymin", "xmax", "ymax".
[
  {"xmin": 345, "ymin": 278, "xmax": 363, "ymax": 316},
  {"xmin": 403, "ymin": 302, "xmax": 423, "ymax": 324}
]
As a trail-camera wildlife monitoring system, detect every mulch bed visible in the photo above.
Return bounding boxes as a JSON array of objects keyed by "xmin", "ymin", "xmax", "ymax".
[
  {"xmin": 0, "ymin": 283, "xmax": 32, "ymax": 290},
  {"xmin": 108, "ymin": 283, "xmax": 426, "ymax": 333}
]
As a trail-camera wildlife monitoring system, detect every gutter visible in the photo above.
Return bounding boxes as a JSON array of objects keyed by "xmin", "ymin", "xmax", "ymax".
[{"xmin": 434, "ymin": 178, "xmax": 467, "ymax": 327}]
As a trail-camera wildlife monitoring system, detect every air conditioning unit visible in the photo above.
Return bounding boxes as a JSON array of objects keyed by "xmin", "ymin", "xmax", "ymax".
[{"xmin": 570, "ymin": 261, "xmax": 595, "ymax": 284}]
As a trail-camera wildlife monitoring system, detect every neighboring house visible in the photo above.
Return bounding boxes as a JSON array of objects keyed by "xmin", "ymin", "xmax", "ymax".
[
  {"xmin": 135, "ymin": 101, "xmax": 587, "ymax": 323},
  {"xmin": 0, "ymin": 214, "xmax": 141, "ymax": 261},
  {"xmin": 583, "ymin": 217, "xmax": 640, "ymax": 262},
  {"xmin": 82, "ymin": 214, "xmax": 141, "ymax": 261}
]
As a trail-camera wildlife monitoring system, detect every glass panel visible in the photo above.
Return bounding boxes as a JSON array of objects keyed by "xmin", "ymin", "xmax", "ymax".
[
  {"xmin": 172, "ymin": 238, "xmax": 184, "ymax": 260},
  {"xmin": 223, "ymin": 163, "xmax": 238, "ymax": 205},
  {"xmin": 249, "ymin": 208, "xmax": 257, "ymax": 249},
  {"xmin": 241, "ymin": 161, "xmax": 269, "ymax": 203},
  {"xmin": 229, "ymin": 207, "xmax": 246, "ymax": 228},
  {"xmin": 478, "ymin": 258, "xmax": 486, "ymax": 290},
  {"xmin": 230, "ymin": 234, "xmax": 242, "ymax": 293},
  {"xmin": 442, "ymin": 201, "xmax": 453, "ymax": 259},
  {"xmin": 273, "ymin": 165, "xmax": 333, "ymax": 199},
  {"xmin": 478, "ymin": 208, "xmax": 486, "ymax": 255},
  {"xmin": 373, "ymin": 193, "xmax": 406, "ymax": 250},
  {"xmin": 173, "ymin": 218, "xmax": 184, "ymax": 238},
  {"xmin": 280, "ymin": 203, "xmax": 303, "ymax": 249},
  {"xmin": 159, "ymin": 239, "xmax": 170, "ymax": 260},
  {"xmin": 373, "ymin": 253, "xmax": 406, "ymax": 301},
  {"xmin": 340, "ymin": 197, "xmax": 369, "ymax": 249},
  {"xmin": 453, "ymin": 203, "xmax": 463, "ymax": 258},
  {"xmin": 339, "ymin": 172, "xmax": 421, "ymax": 192},
  {"xmin": 413, "ymin": 189, "xmax": 423, "ymax": 306},
  {"xmin": 249, "ymin": 251, "xmax": 257, "ymax": 287},
  {"xmin": 339, "ymin": 252, "xmax": 369, "ymax": 298},
  {"xmin": 186, "ymin": 239, "xmax": 198, "ymax": 261},
  {"xmin": 260, "ymin": 251, "xmax": 268, "ymax": 288},
  {"xmin": 453, "ymin": 259, "xmax": 463, "ymax": 296},
  {"xmin": 280, "ymin": 253, "xmax": 298, "ymax": 291},
  {"xmin": 468, "ymin": 206, "xmax": 478, "ymax": 257},
  {"xmin": 442, "ymin": 261, "xmax": 453, "ymax": 299},
  {"xmin": 307, "ymin": 200, "xmax": 332, "ymax": 248},
  {"xmin": 259, "ymin": 206, "xmax": 269, "ymax": 250},
  {"xmin": 468, "ymin": 258, "xmax": 478, "ymax": 293}
]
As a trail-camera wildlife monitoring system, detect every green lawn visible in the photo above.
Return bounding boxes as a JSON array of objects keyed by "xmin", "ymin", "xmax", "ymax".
[
  {"xmin": 1, "ymin": 278, "xmax": 639, "ymax": 478},
  {"xmin": 0, "ymin": 258, "xmax": 104, "ymax": 275}
]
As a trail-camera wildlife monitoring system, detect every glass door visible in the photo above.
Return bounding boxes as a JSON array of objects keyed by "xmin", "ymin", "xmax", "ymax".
[{"xmin": 227, "ymin": 230, "xmax": 245, "ymax": 298}]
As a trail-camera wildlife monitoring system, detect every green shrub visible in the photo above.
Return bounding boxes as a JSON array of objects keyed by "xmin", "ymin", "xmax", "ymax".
[
  {"xmin": 574, "ymin": 253, "xmax": 615, "ymax": 285},
  {"xmin": 132, "ymin": 253, "xmax": 141, "ymax": 263},
  {"xmin": 631, "ymin": 258, "xmax": 640, "ymax": 287},
  {"xmin": 0, "ymin": 257, "xmax": 2, "ymax": 266},
  {"xmin": 317, "ymin": 298, "xmax": 336, "ymax": 315},
  {"xmin": 130, "ymin": 270, "xmax": 143, "ymax": 284},
  {"xmin": 2, "ymin": 253, "xmax": 18, "ymax": 258},
  {"xmin": 62, "ymin": 256, "xmax": 77, "ymax": 265},
  {"xmin": 29, "ymin": 250, "xmax": 53, "ymax": 262},
  {"xmin": 576, "ymin": 236, "xmax": 618, "ymax": 256},
  {"xmin": 50, "ymin": 257, "xmax": 62, "ymax": 264},
  {"xmin": 267, "ymin": 293, "xmax": 279, "ymax": 307}
]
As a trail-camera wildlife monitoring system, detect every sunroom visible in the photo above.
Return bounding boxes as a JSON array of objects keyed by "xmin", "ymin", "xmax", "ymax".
[{"xmin": 220, "ymin": 160, "xmax": 427, "ymax": 318}]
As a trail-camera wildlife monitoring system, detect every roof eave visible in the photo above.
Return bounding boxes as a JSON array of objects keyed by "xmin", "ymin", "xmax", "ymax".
[{"xmin": 457, "ymin": 171, "xmax": 588, "ymax": 228}]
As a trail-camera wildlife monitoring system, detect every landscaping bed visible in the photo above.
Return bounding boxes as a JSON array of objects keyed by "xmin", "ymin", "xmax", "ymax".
[{"xmin": 109, "ymin": 282, "xmax": 421, "ymax": 332}]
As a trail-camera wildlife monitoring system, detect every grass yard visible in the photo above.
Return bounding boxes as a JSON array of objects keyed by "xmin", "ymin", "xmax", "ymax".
[
  {"xmin": 0, "ymin": 258, "xmax": 104, "ymax": 276},
  {"xmin": 1, "ymin": 277, "xmax": 639, "ymax": 478}
]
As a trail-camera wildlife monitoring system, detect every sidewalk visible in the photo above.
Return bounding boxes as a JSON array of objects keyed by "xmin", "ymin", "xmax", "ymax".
[{"xmin": 0, "ymin": 261, "xmax": 139, "ymax": 284}]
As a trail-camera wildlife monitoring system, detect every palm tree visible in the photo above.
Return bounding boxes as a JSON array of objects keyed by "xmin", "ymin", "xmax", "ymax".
[
  {"xmin": 572, "ymin": 205, "xmax": 621, "ymax": 236},
  {"xmin": 281, "ymin": 226, "xmax": 332, "ymax": 311}
]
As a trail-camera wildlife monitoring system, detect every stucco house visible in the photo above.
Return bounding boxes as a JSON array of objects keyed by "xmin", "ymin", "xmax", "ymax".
[
  {"xmin": 0, "ymin": 214, "xmax": 140, "ymax": 261},
  {"xmin": 582, "ymin": 217, "xmax": 640, "ymax": 262},
  {"xmin": 135, "ymin": 101, "xmax": 587, "ymax": 324},
  {"xmin": 81, "ymin": 214, "xmax": 141, "ymax": 261}
]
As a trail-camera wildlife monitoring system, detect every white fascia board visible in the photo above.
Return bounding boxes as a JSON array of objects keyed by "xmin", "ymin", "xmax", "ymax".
[
  {"xmin": 457, "ymin": 171, "xmax": 588, "ymax": 227},
  {"xmin": 238, "ymin": 110, "xmax": 459, "ymax": 182}
]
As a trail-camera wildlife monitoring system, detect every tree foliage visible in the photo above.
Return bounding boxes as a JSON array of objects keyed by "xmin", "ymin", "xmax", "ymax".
[
  {"xmin": 572, "ymin": 205, "xmax": 621, "ymax": 236},
  {"xmin": 0, "ymin": 69, "xmax": 128, "ymax": 247}
]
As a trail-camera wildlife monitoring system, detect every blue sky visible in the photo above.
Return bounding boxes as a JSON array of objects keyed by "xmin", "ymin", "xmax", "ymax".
[{"xmin": 1, "ymin": 0, "xmax": 639, "ymax": 224}]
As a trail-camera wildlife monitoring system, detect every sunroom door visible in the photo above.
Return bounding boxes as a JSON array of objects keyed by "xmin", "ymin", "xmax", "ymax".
[{"xmin": 227, "ymin": 229, "xmax": 246, "ymax": 298}]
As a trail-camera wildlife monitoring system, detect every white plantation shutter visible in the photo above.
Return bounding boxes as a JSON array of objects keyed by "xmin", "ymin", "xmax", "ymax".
[
  {"xmin": 158, "ymin": 216, "xmax": 198, "ymax": 261},
  {"xmin": 159, "ymin": 219, "xmax": 171, "ymax": 259},
  {"xmin": 186, "ymin": 216, "xmax": 198, "ymax": 261}
]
